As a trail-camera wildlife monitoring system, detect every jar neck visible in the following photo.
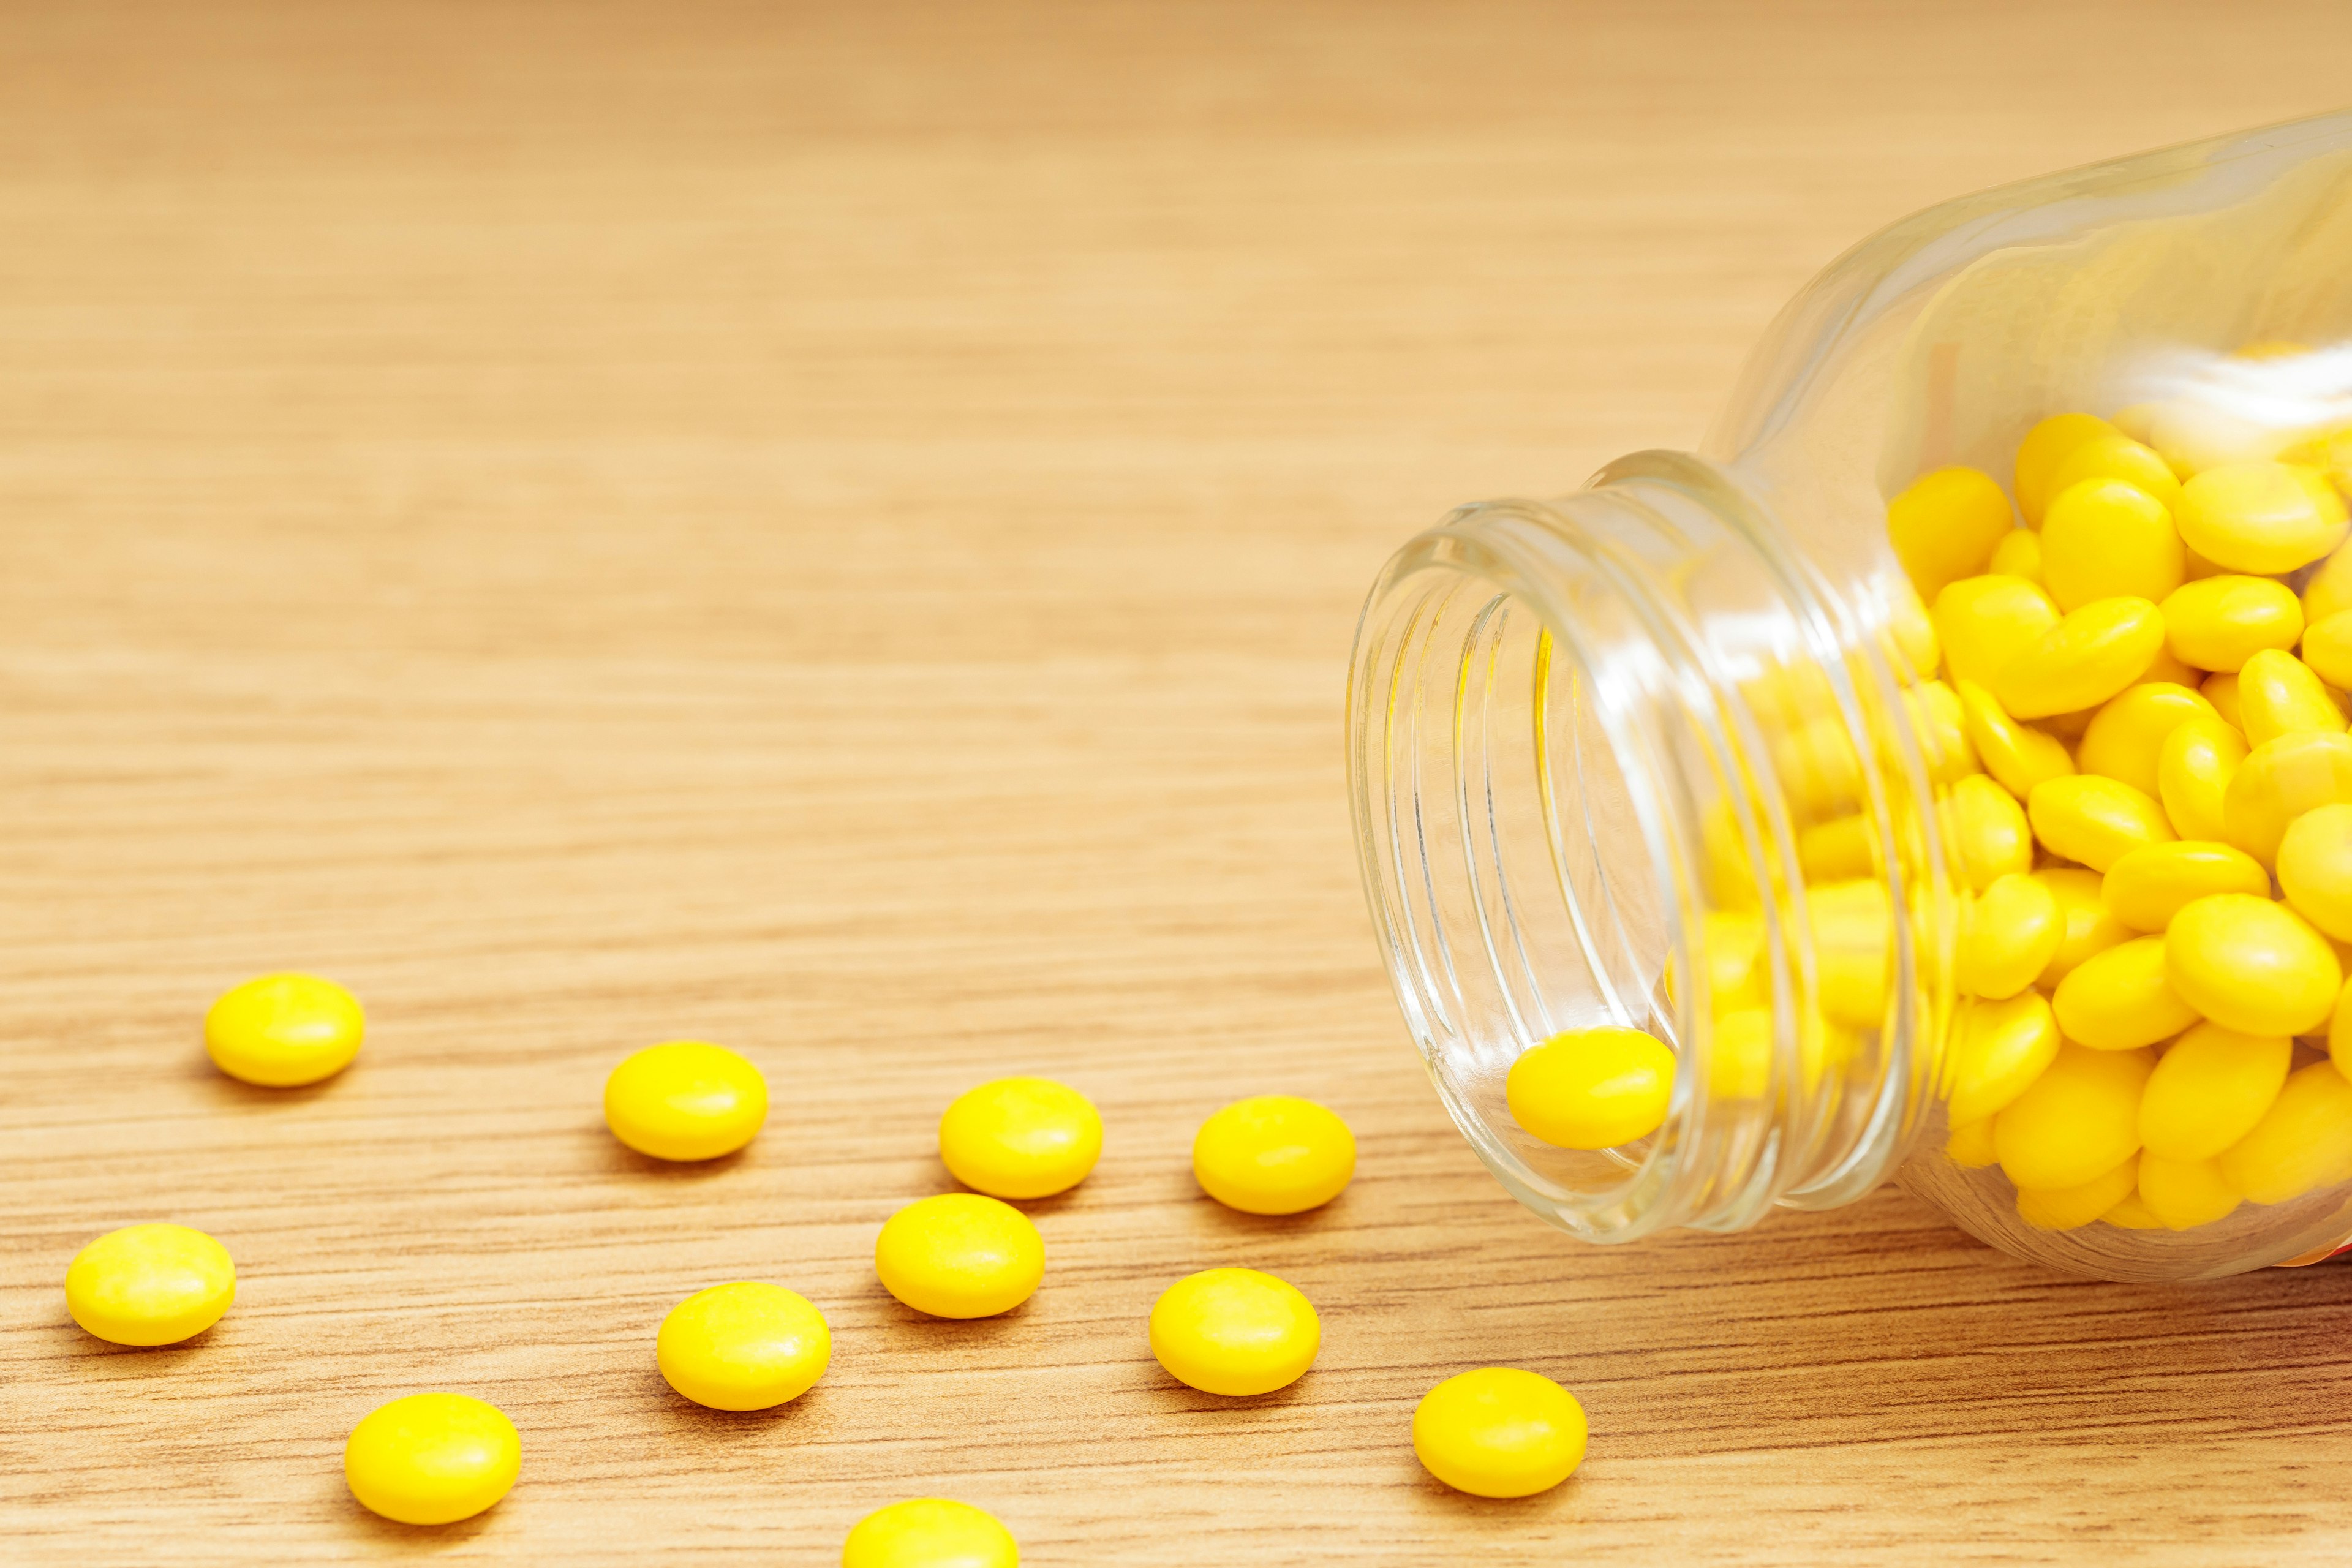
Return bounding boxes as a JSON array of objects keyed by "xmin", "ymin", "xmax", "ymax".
[{"xmin": 1346, "ymin": 451, "xmax": 1959, "ymax": 1243}]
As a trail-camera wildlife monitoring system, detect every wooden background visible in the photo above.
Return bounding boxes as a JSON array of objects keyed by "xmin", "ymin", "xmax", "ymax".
[{"xmin": 6, "ymin": 2, "xmax": 2352, "ymax": 1561}]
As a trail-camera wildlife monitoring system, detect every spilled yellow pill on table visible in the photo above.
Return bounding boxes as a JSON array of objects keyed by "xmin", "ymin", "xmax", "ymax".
[
  {"xmin": 204, "ymin": 973, "xmax": 364, "ymax": 1087},
  {"xmin": 657, "ymin": 1282, "xmax": 831, "ymax": 1411},
  {"xmin": 64, "ymin": 1223, "xmax": 235, "ymax": 1346},
  {"xmin": 1505, "ymin": 1027, "xmax": 1675, "ymax": 1150},
  {"xmin": 940, "ymin": 1077, "xmax": 1102, "ymax": 1200},
  {"xmin": 603, "ymin": 1040, "xmax": 768, "ymax": 1162},
  {"xmin": 842, "ymin": 1499, "xmax": 1018, "ymax": 1568},
  {"xmin": 1191, "ymin": 1095, "xmax": 1355, "ymax": 1215},
  {"xmin": 1412, "ymin": 1367, "xmax": 1588, "ymax": 1498},
  {"xmin": 344, "ymin": 1393, "xmax": 520, "ymax": 1526},
  {"xmin": 2163, "ymin": 894, "xmax": 2339, "ymax": 1037},
  {"xmin": 875, "ymin": 1194, "xmax": 1043, "ymax": 1319},
  {"xmin": 1148, "ymin": 1267, "xmax": 1319, "ymax": 1396}
]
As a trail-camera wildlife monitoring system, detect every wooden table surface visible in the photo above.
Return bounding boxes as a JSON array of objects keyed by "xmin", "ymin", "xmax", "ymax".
[{"xmin": 8, "ymin": 2, "xmax": 2352, "ymax": 1562}]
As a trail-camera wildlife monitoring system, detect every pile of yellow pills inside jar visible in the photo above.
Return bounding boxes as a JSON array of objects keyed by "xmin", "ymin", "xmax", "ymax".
[{"xmin": 1491, "ymin": 375, "xmax": 2352, "ymax": 1250}]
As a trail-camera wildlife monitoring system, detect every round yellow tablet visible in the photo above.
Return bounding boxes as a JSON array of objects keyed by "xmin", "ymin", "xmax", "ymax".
[
  {"xmin": 203, "ymin": 973, "xmax": 364, "ymax": 1087},
  {"xmin": 657, "ymin": 1281, "xmax": 831, "ymax": 1411},
  {"xmin": 1190, "ymin": 1095, "xmax": 1355, "ymax": 1215},
  {"xmin": 874, "ymin": 1194, "xmax": 1044, "ymax": 1319},
  {"xmin": 344, "ymin": 1393, "xmax": 520, "ymax": 1526},
  {"xmin": 1148, "ymin": 1267, "xmax": 1319, "ymax": 1396},
  {"xmin": 842, "ymin": 1498, "xmax": 1019, "ymax": 1568},
  {"xmin": 64, "ymin": 1223, "xmax": 235, "ymax": 1347},
  {"xmin": 938, "ymin": 1077, "xmax": 1102, "ymax": 1199},
  {"xmin": 603, "ymin": 1040, "xmax": 768, "ymax": 1162},
  {"xmin": 1412, "ymin": 1366, "xmax": 1589, "ymax": 1498}
]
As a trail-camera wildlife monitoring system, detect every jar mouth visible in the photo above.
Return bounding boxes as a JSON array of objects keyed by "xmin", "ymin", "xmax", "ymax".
[{"xmin": 1347, "ymin": 456, "xmax": 1938, "ymax": 1243}]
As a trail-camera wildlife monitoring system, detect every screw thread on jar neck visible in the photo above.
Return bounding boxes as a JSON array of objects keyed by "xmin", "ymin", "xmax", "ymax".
[{"xmin": 1347, "ymin": 451, "xmax": 1959, "ymax": 1243}]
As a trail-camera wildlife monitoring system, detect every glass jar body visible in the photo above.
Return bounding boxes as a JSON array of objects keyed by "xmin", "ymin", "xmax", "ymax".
[{"xmin": 1349, "ymin": 112, "xmax": 2352, "ymax": 1279}]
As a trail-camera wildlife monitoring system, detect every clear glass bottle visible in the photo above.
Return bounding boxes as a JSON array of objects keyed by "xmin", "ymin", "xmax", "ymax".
[{"xmin": 1348, "ymin": 111, "xmax": 2352, "ymax": 1280}]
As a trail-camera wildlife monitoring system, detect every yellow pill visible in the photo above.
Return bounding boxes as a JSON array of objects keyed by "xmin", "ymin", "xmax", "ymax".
[
  {"xmin": 1989, "ymin": 529, "xmax": 2043, "ymax": 585},
  {"xmin": 2158, "ymin": 575, "xmax": 2302, "ymax": 673},
  {"xmin": 2076, "ymin": 682, "xmax": 2217, "ymax": 801},
  {"xmin": 2165, "ymin": 894, "xmax": 2340, "ymax": 1036},
  {"xmin": 1888, "ymin": 466, "xmax": 2016, "ymax": 601},
  {"xmin": 1887, "ymin": 579, "xmax": 1941, "ymax": 681},
  {"xmin": 1810, "ymin": 878, "xmax": 1893, "ymax": 1030},
  {"xmin": 1796, "ymin": 815, "xmax": 1877, "ymax": 883},
  {"xmin": 1700, "ymin": 797, "xmax": 1765, "ymax": 912},
  {"xmin": 1947, "ymin": 1117, "xmax": 1999, "ymax": 1167},
  {"xmin": 2026, "ymin": 774, "xmax": 2174, "ymax": 872},
  {"xmin": 2137, "ymin": 1022, "xmax": 2291, "ymax": 1163},
  {"xmin": 1506, "ymin": 1028, "xmax": 1673, "ymax": 1150},
  {"xmin": 2143, "ymin": 641, "xmax": 2206, "ymax": 687},
  {"xmin": 2215, "ymin": 1060, "xmax": 2352, "ymax": 1204},
  {"xmin": 2201, "ymin": 670, "xmax": 2244, "ymax": 729},
  {"xmin": 939, "ymin": 1077, "xmax": 1103, "ymax": 1200},
  {"xmin": 2051, "ymin": 935, "xmax": 2199, "ymax": 1050},
  {"xmin": 1148, "ymin": 1267, "xmax": 1319, "ymax": 1396},
  {"xmin": 1932, "ymin": 575, "xmax": 2060, "ymax": 690},
  {"xmin": 2234, "ymin": 648, "xmax": 2346, "ymax": 747},
  {"xmin": 1694, "ymin": 910, "xmax": 1768, "ymax": 1014},
  {"xmin": 2278, "ymin": 803, "xmax": 2352, "ymax": 942},
  {"xmin": 2304, "ymin": 540, "xmax": 2352, "ymax": 626},
  {"xmin": 2049, "ymin": 431, "xmax": 2185, "ymax": 513},
  {"xmin": 1902, "ymin": 679, "xmax": 1978, "ymax": 784},
  {"xmin": 203, "ymin": 973, "xmax": 364, "ymax": 1088},
  {"xmin": 2033, "ymin": 866, "xmax": 2131, "ymax": 988},
  {"xmin": 2103, "ymin": 1191, "xmax": 2167, "ymax": 1228},
  {"xmin": 842, "ymin": 1500, "xmax": 1019, "ymax": 1568},
  {"xmin": 603, "ymin": 1041, "xmax": 768, "ymax": 1163},
  {"xmin": 657, "ymin": 1282, "xmax": 831, "ymax": 1412},
  {"xmin": 344, "ymin": 1393, "xmax": 520, "ymax": 1526},
  {"xmin": 1412, "ymin": 1368, "xmax": 1588, "ymax": 1498},
  {"xmin": 2301, "ymin": 608, "xmax": 2352, "ymax": 692},
  {"xmin": 1708, "ymin": 1008, "xmax": 1773, "ymax": 1100},
  {"xmin": 1191, "ymin": 1095, "xmax": 1357, "ymax": 1213},
  {"xmin": 2039, "ymin": 478, "xmax": 2185, "ymax": 612},
  {"xmin": 2017, "ymin": 1154, "xmax": 2140, "ymax": 1232},
  {"xmin": 1771, "ymin": 714, "xmax": 1865, "ymax": 815},
  {"xmin": 1992, "ymin": 597, "xmax": 2165, "ymax": 720},
  {"xmin": 2100, "ymin": 840, "xmax": 2269, "ymax": 933},
  {"xmin": 1956, "ymin": 681, "xmax": 2075, "ymax": 799},
  {"xmin": 64, "ymin": 1224, "xmax": 235, "ymax": 1347},
  {"xmin": 1994, "ymin": 1043, "xmax": 2154, "ymax": 1191},
  {"xmin": 1947, "ymin": 990, "xmax": 2060, "ymax": 1125},
  {"xmin": 2175, "ymin": 460, "xmax": 2349, "ymax": 575},
  {"xmin": 1948, "ymin": 773, "xmax": 2031, "ymax": 892},
  {"xmin": 2147, "ymin": 398, "xmax": 2301, "ymax": 477},
  {"xmin": 874, "ymin": 1194, "xmax": 1044, "ymax": 1319},
  {"xmin": 1959, "ymin": 873, "xmax": 2062, "ymax": 1000},
  {"xmin": 2138, "ymin": 1153, "xmax": 2242, "ymax": 1229},
  {"xmin": 2156, "ymin": 716, "xmax": 2248, "ymax": 842},
  {"xmin": 2015, "ymin": 412, "xmax": 2120, "ymax": 525},
  {"xmin": 2223, "ymin": 729, "xmax": 2352, "ymax": 865}
]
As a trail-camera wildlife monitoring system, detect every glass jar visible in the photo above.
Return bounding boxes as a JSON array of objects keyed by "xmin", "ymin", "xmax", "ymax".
[{"xmin": 1348, "ymin": 111, "xmax": 2352, "ymax": 1280}]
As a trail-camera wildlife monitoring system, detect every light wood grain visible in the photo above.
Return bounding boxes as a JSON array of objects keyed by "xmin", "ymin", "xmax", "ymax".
[{"xmin": 7, "ymin": 2, "xmax": 2352, "ymax": 1561}]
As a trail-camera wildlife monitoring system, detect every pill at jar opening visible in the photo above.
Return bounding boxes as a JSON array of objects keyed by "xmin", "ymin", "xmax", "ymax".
[
  {"xmin": 1148, "ymin": 1267, "xmax": 1319, "ymax": 1396},
  {"xmin": 204, "ymin": 973, "xmax": 364, "ymax": 1087},
  {"xmin": 1412, "ymin": 1367, "xmax": 1589, "ymax": 1498},
  {"xmin": 1191, "ymin": 1095, "xmax": 1356, "ymax": 1213},
  {"xmin": 64, "ymin": 1224, "xmax": 235, "ymax": 1347},
  {"xmin": 344, "ymin": 1393, "xmax": 520, "ymax": 1526},
  {"xmin": 1505, "ymin": 1028, "xmax": 1673, "ymax": 1152},
  {"xmin": 842, "ymin": 1499, "xmax": 1019, "ymax": 1568},
  {"xmin": 874, "ymin": 1193, "xmax": 1044, "ymax": 1319},
  {"xmin": 940, "ymin": 1077, "xmax": 1103, "ymax": 1200},
  {"xmin": 603, "ymin": 1040, "xmax": 768, "ymax": 1163},
  {"xmin": 1888, "ymin": 466, "xmax": 2015, "ymax": 601}
]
